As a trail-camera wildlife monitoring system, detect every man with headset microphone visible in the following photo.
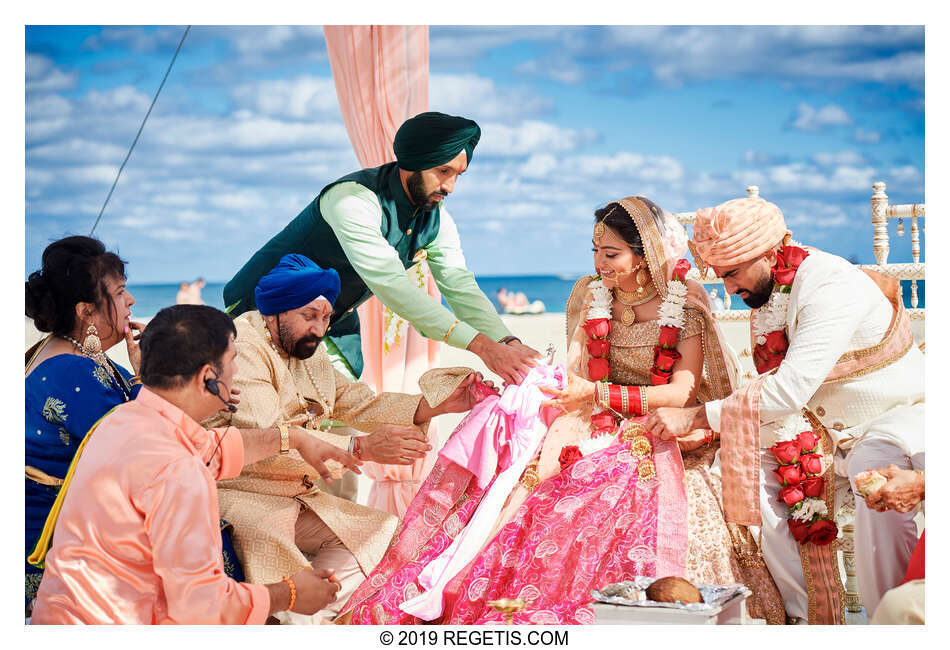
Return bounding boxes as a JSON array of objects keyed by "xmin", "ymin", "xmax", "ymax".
[{"xmin": 31, "ymin": 304, "xmax": 361, "ymax": 624}]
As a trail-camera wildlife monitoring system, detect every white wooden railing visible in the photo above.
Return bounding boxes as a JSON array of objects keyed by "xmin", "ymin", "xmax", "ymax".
[{"xmin": 675, "ymin": 183, "xmax": 925, "ymax": 321}]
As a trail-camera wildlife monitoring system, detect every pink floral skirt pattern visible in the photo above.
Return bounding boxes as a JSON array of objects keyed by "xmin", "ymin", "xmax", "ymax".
[{"xmin": 342, "ymin": 438, "xmax": 678, "ymax": 625}]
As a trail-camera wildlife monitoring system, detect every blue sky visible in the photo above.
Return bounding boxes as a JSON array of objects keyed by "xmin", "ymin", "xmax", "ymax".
[{"xmin": 25, "ymin": 25, "xmax": 925, "ymax": 283}]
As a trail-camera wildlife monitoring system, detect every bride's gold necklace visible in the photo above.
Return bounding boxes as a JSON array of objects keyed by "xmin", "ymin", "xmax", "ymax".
[
  {"xmin": 613, "ymin": 267, "xmax": 658, "ymax": 326},
  {"xmin": 264, "ymin": 327, "xmax": 334, "ymax": 432}
]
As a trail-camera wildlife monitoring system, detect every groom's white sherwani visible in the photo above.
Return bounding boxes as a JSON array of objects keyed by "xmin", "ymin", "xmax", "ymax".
[{"xmin": 706, "ymin": 250, "xmax": 924, "ymax": 619}]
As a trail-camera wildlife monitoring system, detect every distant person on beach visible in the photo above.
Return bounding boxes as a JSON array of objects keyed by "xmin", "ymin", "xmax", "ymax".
[
  {"xmin": 223, "ymin": 112, "xmax": 538, "ymax": 385},
  {"xmin": 496, "ymin": 286, "xmax": 544, "ymax": 315},
  {"xmin": 176, "ymin": 282, "xmax": 190, "ymax": 304},
  {"xmin": 177, "ymin": 278, "xmax": 206, "ymax": 305},
  {"xmin": 31, "ymin": 305, "xmax": 360, "ymax": 624}
]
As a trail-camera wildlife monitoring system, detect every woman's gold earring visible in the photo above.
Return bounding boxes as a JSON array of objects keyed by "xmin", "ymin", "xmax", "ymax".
[
  {"xmin": 83, "ymin": 324, "xmax": 103, "ymax": 355},
  {"xmin": 635, "ymin": 264, "xmax": 649, "ymax": 287}
]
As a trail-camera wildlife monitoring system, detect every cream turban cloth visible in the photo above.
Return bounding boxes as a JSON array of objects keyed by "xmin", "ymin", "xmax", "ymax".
[{"xmin": 689, "ymin": 197, "xmax": 789, "ymax": 271}]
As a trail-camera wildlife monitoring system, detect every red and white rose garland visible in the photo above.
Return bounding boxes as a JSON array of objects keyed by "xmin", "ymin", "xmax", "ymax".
[
  {"xmin": 755, "ymin": 244, "xmax": 838, "ymax": 545},
  {"xmin": 558, "ymin": 260, "xmax": 692, "ymax": 472},
  {"xmin": 751, "ymin": 244, "xmax": 809, "ymax": 373},
  {"xmin": 770, "ymin": 413, "xmax": 838, "ymax": 545}
]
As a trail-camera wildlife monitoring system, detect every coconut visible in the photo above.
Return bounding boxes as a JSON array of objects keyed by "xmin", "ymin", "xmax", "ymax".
[{"xmin": 645, "ymin": 576, "xmax": 703, "ymax": 604}]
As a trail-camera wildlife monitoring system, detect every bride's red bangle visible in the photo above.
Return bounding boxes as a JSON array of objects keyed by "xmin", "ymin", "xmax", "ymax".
[
  {"xmin": 629, "ymin": 386, "xmax": 646, "ymax": 416},
  {"xmin": 608, "ymin": 384, "xmax": 623, "ymax": 413}
]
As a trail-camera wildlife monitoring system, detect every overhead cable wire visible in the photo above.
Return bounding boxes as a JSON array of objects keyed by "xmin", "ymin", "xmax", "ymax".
[{"xmin": 90, "ymin": 25, "xmax": 190, "ymax": 235}]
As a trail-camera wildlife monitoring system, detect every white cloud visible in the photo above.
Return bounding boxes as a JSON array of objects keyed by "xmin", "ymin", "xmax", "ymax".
[
  {"xmin": 854, "ymin": 128, "xmax": 882, "ymax": 144},
  {"xmin": 514, "ymin": 59, "xmax": 585, "ymax": 84},
  {"xmin": 229, "ymin": 26, "xmax": 324, "ymax": 56},
  {"xmin": 429, "ymin": 27, "xmax": 570, "ymax": 65},
  {"xmin": 476, "ymin": 120, "xmax": 595, "ymax": 157},
  {"xmin": 784, "ymin": 202, "xmax": 850, "ymax": 228},
  {"xmin": 81, "ymin": 26, "xmax": 187, "ymax": 53},
  {"xmin": 518, "ymin": 153, "xmax": 559, "ymax": 179},
  {"xmin": 81, "ymin": 85, "xmax": 152, "ymax": 114},
  {"xmin": 26, "ymin": 54, "xmax": 78, "ymax": 93},
  {"xmin": 789, "ymin": 103, "xmax": 852, "ymax": 132},
  {"xmin": 29, "ymin": 138, "xmax": 127, "ymax": 163},
  {"xmin": 598, "ymin": 26, "xmax": 923, "ymax": 89},
  {"xmin": 231, "ymin": 75, "xmax": 342, "ymax": 121},
  {"xmin": 431, "ymin": 74, "xmax": 553, "ymax": 122},
  {"xmin": 205, "ymin": 26, "xmax": 328, "ymax": 69},
  {"xmin": 26, "ymin": 94, "xmax": 72, "ymax": 120},
  {"xmin": 561, "ymin": 152, "xmax": 685, "ymax": 183},
  {"xmin": 886, "ymin": 165, "xmax": 923, "ymax": 186},
  {"xmin": 148, "ymin": 115, "xmax": 351, "ymax": 152},
  {"xmin": 812, "ymin": 151, "xmax": 866, "ymax": 167}
]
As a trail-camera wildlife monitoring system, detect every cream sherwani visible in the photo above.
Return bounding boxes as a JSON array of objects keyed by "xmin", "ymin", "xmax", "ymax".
[
  {"xmin": 209, "ymin": 311, "xmax": 426, "ymax": 623},
  {"xmin": 705, "ymin": 250, "xmax": 924, "ymax": 619}
]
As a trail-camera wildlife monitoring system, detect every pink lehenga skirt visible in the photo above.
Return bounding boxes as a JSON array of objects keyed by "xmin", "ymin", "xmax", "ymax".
[{"xmin": 340, "ymin": 430, "xmax": 688, "ymax": 625}]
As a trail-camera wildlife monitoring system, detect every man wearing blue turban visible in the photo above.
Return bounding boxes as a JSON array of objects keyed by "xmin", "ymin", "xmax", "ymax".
[
  {"xmin": 209, "ymin": 253, "xmax": 495, "ymax": 623},
  {"xmin": 223, "ymin": 111, "xmax": 538, "ymax": 385}
]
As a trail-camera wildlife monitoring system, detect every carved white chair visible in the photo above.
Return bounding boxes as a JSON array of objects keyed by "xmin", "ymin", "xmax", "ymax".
[{"xmin": 675, "ymin": 182, "xmax": 925, "ymax": 622}]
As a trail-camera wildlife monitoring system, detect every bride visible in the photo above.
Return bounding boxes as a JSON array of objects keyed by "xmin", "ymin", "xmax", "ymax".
[{"xmin": 339, "ymin": 196, "xmax": 784, "ymax": 625}]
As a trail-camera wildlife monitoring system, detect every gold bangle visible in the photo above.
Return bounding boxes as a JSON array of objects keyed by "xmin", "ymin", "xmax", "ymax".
[
  {"xmin": 282, "ymin": 575, "xmax": 296, "ymax": 611},
  {"xmin": 279, "ymin": 423, "xmax": 290, "ymax": 455},
  {"xmin": 620, "ymin": 384, "xmax": 629, "ymax": 414},
  {"xmin": 442, "ymin": 320, "xmax": 460, "ymax": 343},
  {"xmin": 597, "ymin": 382, "xmax": 610, "ymax": 410},
  {"xmin": 640, "ymin": 388, "xmax": 648, "ymax": 415}
]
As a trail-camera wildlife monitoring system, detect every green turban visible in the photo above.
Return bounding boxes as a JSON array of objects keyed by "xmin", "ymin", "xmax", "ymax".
[{"xmin": 393, "ymin": 111, "xmax": 481, "ymax": 172}]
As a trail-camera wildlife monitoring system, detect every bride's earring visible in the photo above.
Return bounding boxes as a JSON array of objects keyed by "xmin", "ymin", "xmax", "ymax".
[
  {"xmin": 635, "ymin": 263, "xmax": 649, "ymax": 289},
  {"xmin": 83, "ymin": 324, "xmax": 103, "ymax": 355}
]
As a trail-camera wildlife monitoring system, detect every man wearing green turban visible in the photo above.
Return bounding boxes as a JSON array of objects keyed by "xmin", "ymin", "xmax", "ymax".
[{"xmin": 224, "ymin": 111, "xmax": 539, "ymax": 386}]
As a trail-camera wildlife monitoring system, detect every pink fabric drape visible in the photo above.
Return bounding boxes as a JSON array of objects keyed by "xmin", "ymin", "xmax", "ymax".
[{"xmin": 324, "ymin": 25, "xmax": 441, "ymax": 516}]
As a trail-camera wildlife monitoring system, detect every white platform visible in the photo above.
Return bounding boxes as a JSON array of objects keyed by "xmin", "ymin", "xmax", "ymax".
[{"xmin": 592, "ymin": 591, "xmax": 750, "ymax": 625}]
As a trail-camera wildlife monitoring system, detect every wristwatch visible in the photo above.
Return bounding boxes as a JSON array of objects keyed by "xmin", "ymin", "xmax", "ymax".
[
  {"xmin": 498, "ymin": 335, "xmax": 521, "ymax": 345},
  {"xmin": 348, "ymin": 436, "xmax": 364, "ymax": 460},
  {"xmin": 279, "ymin": 423, "xmax": 290, "ymax": 455}
]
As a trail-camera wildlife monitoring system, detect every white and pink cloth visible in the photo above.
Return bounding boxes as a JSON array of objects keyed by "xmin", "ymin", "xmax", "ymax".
[{"xmin": 340, "ymin": 364, "xmax": 689, "ymax": 625}]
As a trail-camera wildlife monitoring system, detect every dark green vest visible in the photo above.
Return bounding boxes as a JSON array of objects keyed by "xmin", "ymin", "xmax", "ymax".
[{"xmin": 223, "ymin": 162, "xmax": 442, "ymax": 377}]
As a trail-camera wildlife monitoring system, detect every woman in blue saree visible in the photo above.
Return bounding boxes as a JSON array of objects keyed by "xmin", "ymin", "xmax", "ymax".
[{"xmin": 25, "ymin": 236, "xmax": 244, "ymax": 615}]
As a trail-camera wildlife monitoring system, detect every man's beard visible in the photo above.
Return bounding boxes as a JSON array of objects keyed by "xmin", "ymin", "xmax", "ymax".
[
  {"xmin": 737, "ymin": 275, "xmax": 775, "ymax": 309},
  {"xmin": 407, "ymin": 171, "xmax": 445, "ymax": 211},
  {"xmin": 278, "ymin": 319, "xmax": 322, "ymax": 359}
]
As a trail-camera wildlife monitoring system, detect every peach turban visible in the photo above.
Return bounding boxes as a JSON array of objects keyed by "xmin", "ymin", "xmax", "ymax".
[{"xmin": 689, "ymin": 197, "xmax": 789, "ymax": 271}]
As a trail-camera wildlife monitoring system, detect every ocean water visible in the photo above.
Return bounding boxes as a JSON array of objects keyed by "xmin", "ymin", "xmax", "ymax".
[{"xmin": 126, "ymin": 277, "xmax": 925, "ymax": 319}]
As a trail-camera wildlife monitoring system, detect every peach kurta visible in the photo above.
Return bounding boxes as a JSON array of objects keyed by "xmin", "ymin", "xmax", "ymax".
[{"xmin": 31, "ymin": 388, "xmax": 269, "ymax": 625}]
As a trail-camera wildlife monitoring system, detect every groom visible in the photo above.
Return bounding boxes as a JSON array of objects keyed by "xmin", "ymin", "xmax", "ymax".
[{"xmin": 645, "ymin": 196, "xmax": 924, "ymax": 622}]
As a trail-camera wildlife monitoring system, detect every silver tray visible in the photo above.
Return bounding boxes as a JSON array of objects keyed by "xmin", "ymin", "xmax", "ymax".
[{"xmin": 591, "ymin": 577, "xmax": 751, "ymax": 613}]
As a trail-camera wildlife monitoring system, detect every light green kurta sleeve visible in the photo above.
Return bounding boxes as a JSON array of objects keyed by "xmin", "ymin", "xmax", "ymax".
[
  {"xmin": 424, "ymin": 205, "xmax": 511, "ymax": 344},
  {"xmin": 319, "ymin": 182, "xmax": 511, "ymax": 349}
]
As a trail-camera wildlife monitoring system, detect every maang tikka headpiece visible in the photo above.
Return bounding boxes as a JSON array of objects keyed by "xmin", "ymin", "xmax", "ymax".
[{"xmin": 593, "ymin": 205, "xmax": 623, "ymax": 245}]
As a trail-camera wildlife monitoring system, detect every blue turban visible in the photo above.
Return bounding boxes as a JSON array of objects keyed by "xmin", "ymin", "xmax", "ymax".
[
  {"xmin": 254, "ymin": 254, "xmax": 341, "ymax": 316},
  {"xmin": 393, "ymin": 112, "xmax": 481, "ymax": 172}
]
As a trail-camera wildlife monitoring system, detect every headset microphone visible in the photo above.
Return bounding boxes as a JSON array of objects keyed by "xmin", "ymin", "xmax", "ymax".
[
  {"xmin": 205, "ymin": 369, "xmax": 237, "ymax": 468},
  {"xmin": 205, "ymin": 376, "xmax": 237, "ymax": 412}
]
